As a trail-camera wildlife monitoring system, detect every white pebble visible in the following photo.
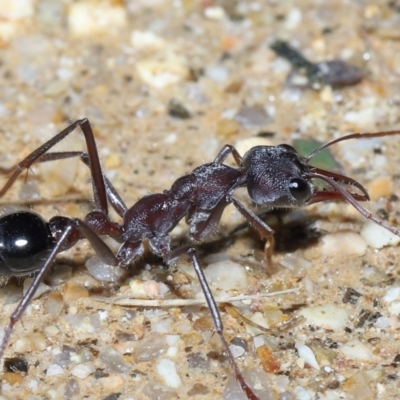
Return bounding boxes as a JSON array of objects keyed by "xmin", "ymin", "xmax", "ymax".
[
  {"xmin": 46, "ymin": 364, "xmax": 64, "ymax": 376},
  {"xmin": 295, "ymin": 342, "xmax": 320, "ymax": 370},
  {"xmin": 320, "ymin": 230, "xmax": 367, "ymax": 257},
  {"xmin": 229, "ymin": 343, "xmax": 245, "ymax": 358},
  {"xmin": 204, "ymin": 6, "xmax": 226, "ymax": 20},
  {"xmin": 294, "ymin": 386, "xmax": 312, "ymax": 400},
  {"xmin": 131, "ymin": 30, "xmax": 166, "ymax": 50},
  {"xmin": 375, "ymin": 316, "xmax": 389, "ymax": 329},
  {"xmin": 383, "ymin": 287, "xmax": 400, "ymax": 302},
  {"xmin": 204, "ymin": 260, "xmax": 248, "ymax": 292},
  {"xmin": 68, "ymin": 2, "xmax": 127, "ymax": 36},
  {"xmin": 166, "ymin": 335, "xmax": 180, "ymax": 346},
  {"xmin": 167, "ymin": 346, "xmax": 178, "ymax": 357},
  {"xmin": 156, "ymin": 359, "xmax": 181, "ymax": 388},
  {"xmin": 339, "ymin": 339, "xmax": 374, "ymax": 361},
  {"xmin": 28, "ymin": 380, "xmax": 38, "ymax": 389},
  {"xmin": 86, "ymin": 256, "xmax": 124, "ymax": 282},
  {"xmin": 205, "ymin": 65, "xmax": 229, "ymax": 82},
  {"xmin": 70, "ymin": 363, "xmax": 95, "ymax": 379},
  {"xmin": 388, "ymin": 301, "xmax": 400, "ymax": 315},
  {"xmin": 360, "ymin": 220, "xmax": 400, "ymax": 249},
  {"xmin": 299, "ymin": 304, "xmax": 349, "ymax": 330},
  {"xmin": 284, "ymin": 8, "xmax": 302, "ymax": 29}
]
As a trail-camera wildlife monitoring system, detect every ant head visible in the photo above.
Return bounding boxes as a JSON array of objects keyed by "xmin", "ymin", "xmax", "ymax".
[{"xmin": 242, "ymin": 145, "xmax": 314, "ymax": 207}]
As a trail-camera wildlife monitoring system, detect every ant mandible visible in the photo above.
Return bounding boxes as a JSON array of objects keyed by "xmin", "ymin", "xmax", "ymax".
[{"xmin": 0, "ymin": 118, "xmax": 400, "ymax": 400}]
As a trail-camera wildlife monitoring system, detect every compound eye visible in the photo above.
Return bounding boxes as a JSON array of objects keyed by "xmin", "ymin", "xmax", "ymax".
[{"xmin": 289, "ymin": 178, "xmax": 312, "ymax": 202}]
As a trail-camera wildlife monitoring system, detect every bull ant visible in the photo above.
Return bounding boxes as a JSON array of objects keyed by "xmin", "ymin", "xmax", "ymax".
[{"xmin": 0, "ymin": 119, "xmax": 399, "ymax": 399}]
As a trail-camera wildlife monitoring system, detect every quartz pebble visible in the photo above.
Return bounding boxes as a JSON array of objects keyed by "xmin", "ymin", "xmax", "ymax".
[
  {"xmin": 295, "ymin": 342, "xmax": 320, "ymax": 370},
  {"xmin": 320, "ymin": 230, "xmax": 367, "ymax": 257},
  {"xmin": 70, "ymin": 363, "xmax": 95, "ymax": 379},
  {"xmin": 156, "ymin": 358, "xmax": 181, "ymax": 388},
  {"xmin": 339, "ymin": 339, "xmax": 375, "ymax": 361},
  {"xmin": 67, "ymin": 1, "xmax": 127, "ymax": 36},
  {"xmin": 299, "ymin": 304, "xmax": 349, "ymax": 330},
  {"xmin": 46, "ymin": 364, "xmax": 64, "ymax": 376},
  {"xmin": 360, "ymin": 220, "xmax": 400, "ymax": 249}
]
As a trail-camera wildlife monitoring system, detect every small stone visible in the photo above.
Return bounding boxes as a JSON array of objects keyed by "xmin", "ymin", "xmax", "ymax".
[
  {"xmin": 156, "ymin": 358, "xmax": 181, "ymax": 388},
  {"xmin": 295, "ymin": 342, "xmax": 320, "ymax": 370},
  {"xmin": 256, "ymin": 344, "xmax": 281, "ymax": 373},
  {"xmin": 43, "ymin": 292, "xmax": 64, "ymax": 317},
  {"xmin": 339, "ymin": 340, "xmax": 375, "ymax": 361},
  {"xmin": 367, "ymin": 177, "xmax": 392, "ymax": 200},
  {"xmin": 63, "ymin": 282, "xmax": 89, "ymax": 301},
  {"xmin": 68, "ymin": 1, "xmax": 127, "ymax": 37},
  {"xmin": 360, "ymin": 220, "xmax": 400, "ymax": 249},
  {"xmin": 215, "ymin": 118, "xmax": 240, "ymax": 138},
  {"xmin": 131, "ymin": 30, "xmax": 166, "ymax": 51},
  {"xmin": 46, "ymin": 364, "xmax": 64, "ymax": 376},
  {"xmin": 299, "ymin": 304, "xmax": 349, "ymax": 330},
  {"xmin": 98, "ymin": 375, "xmax": 125, "ymax": 391},
  {"xmin": 234, "ymin": 105, "xmax": 271, "ymax": 128},
  {"xmin": 320, "ymin": 230, "xmax": 367, "ymax": 257},
  {"xmin": 105, "ymin": 153, "xmax": 121, "ymax": 169},
  {"xmin": 70, "ymin": 363, "xmax": 95, "ymax": 379}
]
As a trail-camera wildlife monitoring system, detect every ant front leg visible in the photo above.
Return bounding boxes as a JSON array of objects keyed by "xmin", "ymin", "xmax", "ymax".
[
  {"xmin": 0, "ymin": 119, "xmax": 108, "ymax": 215},
  {"xmin": 228, "ymin": 196, "xmax": 276, "ymax": 271}
]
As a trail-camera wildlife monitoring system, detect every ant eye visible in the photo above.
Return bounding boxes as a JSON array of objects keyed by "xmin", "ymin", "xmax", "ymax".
[{"xmin": 289, "ymin": 178, "xmax": 312, "ymax": 202}]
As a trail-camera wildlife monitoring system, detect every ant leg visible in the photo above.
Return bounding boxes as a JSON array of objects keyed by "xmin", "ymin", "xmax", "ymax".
[
  {"xmin": 214, "ymin": 145, "xmax": 243, "ymax": 165},
  {"xmin": 0, "ymin": 119, "xmax": 108, "ymax": 215},
  {"xmin": 0, "ymin": 218, "xmax": 118, "ymax": 360},
  {"xmin": 32, "ymin": 151, "xmax": 127, "ymax": 217},
  {"xmin": 229, "ymin": 196, "xmax": 276, "ymax": 268},
  {"xmin": 189, "ymin": 197, "xmax": 231, "ymax": 241},
  {"xmin": 181, "ymin": 247, "xmax": 259, "ymax": 399}
]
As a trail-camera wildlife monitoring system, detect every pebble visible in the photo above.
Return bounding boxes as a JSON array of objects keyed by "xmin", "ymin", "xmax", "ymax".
[
  {"xmin": 383, "ymin": 287, "xmax": 400, "ymax": 302},
  {"xmin": 203, "ymin": 259, "xmax": 249, "ymax": 293},
  {"xmin": 367, "ymin": 176, "xmax": 392, "ymax": 200},
  {"xmin": 320, "ymin": 230, "xmax": 367, "ymax": 257},
  {"xmin": 131, "ymin": 30, "xmax": 166, "ymax": 51},
  {"xmin": 63, "ymin": 282, "xmax": 89, "ymax": 301},
  {"xmin": 156, "ymin": 358, "xmax": 181, "ymax": 388},
  {"xmin": 136, "ymin": 54, "xmax": 189, "ymax": 89},
  {"xmin": 85, "ymin": 255, "xmax": 125, "ymax": 282},
  {"xmin": 295, "ymin": 342, "xmax": 320, "ymax": 370},
  {"xmin": 339, "ymin": 339, "xmax": 375, "ymax": 361},
  {"xmin": 299, "ymin": 304, "xmax": 349, "ymax": 330},
  {"xmin": 70, "ymin": 363, "xmax": 95, "ymax": 379},
  {"xmin": 98, "ymin": 375, "xmax": 125, "ymax": 391},
  {"xmin": 46, "ymin": 364, "xmax": 64, "ymax": 376},
  {"xmin": 67, "ymin": 1, "xmax": 127, "ymax": 36},
  {"xmin": 360, "ymin": 220, "xmax": 400, "ymax": 249}
]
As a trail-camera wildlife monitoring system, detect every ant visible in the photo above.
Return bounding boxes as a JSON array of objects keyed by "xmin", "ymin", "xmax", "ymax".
[{"xmin": 0, "ymin": 119, "xmax": 400, "ymax": 400}]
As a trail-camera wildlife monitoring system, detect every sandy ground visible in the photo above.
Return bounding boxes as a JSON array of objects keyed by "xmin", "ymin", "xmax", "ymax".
[{"xmin": 1, "ymin": 1, "xmax": 400, "ymax": 399}]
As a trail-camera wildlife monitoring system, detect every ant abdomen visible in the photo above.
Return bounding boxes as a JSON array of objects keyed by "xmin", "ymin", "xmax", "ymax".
[{"xmin": 0, "ymin": 211, "xmax": 54, "ymax": 277}]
